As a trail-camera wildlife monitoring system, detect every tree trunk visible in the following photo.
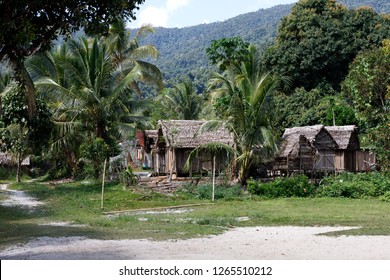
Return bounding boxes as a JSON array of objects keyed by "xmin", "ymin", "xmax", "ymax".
[{"xmin": 10, "ymin": 57, "xmax": 36, "ymax": 119}]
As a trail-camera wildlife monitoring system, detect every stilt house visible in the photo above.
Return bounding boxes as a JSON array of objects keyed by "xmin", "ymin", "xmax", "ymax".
[
  {"xmin": 273, "ymin": 125, "xmax": 338, "ymax": 175},
  {"xmin": 273, "ymin": 125, "xmax": 376, "ymax": 175}
]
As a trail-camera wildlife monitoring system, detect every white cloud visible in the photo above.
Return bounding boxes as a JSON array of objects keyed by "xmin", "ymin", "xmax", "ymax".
[
  {"xmin": 136, "ymin": 6, "xmax": 169, "ymax": 27},
  {"xmin": 130, "ymin": 0, "xmax": 191, "ymax": 28},
  {"xmin": 166, "ymin": 0, "xmax": 191, "ymax": 12}
]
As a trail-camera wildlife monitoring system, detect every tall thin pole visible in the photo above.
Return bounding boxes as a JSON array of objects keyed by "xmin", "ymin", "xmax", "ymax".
[
  {"xmin": 212, "ymin": 155, "xmax": 216, "ymax": 202},
  {"xmin": 101, "ymin": 158, "xmax": 107, "ymax": 210}
]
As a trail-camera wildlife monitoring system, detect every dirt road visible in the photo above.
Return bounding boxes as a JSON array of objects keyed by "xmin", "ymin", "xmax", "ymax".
[
  {"xmin": 1, "ymin": 226, "xmax": 390, "ymax": 260},
  {"xmin": 1, "ymin": 183, "xmax": 390, "ymax": 260}
]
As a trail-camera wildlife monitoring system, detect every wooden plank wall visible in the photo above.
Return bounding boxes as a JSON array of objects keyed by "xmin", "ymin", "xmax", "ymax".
[{"xmin": 356, "ymin": 150, "xmax": 376, "ymax": 172}]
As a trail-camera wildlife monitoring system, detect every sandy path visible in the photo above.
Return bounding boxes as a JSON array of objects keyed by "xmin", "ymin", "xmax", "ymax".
[
  {"xmin": 0, "ymin": 183, "xmax": 44, "ymax": 209},
  {"xmin": 1, "ymin": 226, "xmax": 390, "ymax": 260},
  {"xmin": 1, "ymin": 183, "xmax": 390, "ymax": 260}
]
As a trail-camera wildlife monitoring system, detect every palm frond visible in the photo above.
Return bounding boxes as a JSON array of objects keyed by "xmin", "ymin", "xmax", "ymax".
[
  {"xmin": 130, "ymin": 45, "xmax": 159, "ymax": 60},
  {"xmin": 196, "ymin": 120, "xmax": 224, "ymax": 136}
]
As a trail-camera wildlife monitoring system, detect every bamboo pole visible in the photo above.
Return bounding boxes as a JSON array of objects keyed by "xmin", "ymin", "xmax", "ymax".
[
  {"xmin": 212, "ymin": 154, "xmax": 216, "ymax": 202},
  {"xmin": 101, "ymin": 158, "xmax": 107, "ymax": 210}
]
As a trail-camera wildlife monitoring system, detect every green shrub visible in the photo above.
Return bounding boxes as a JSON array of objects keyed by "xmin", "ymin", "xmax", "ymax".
[
  {"xmin": 120, "ymin": 166, "xmax": 138, "ymax": 187},
  {"xmin": 247, "ymin": 175, "xmax": 314, "ymax": 198},
  {"xmin": 379, "ymin": 191, "xmax": 390, "ymax": 202},
  {"xmin": 317, "ymin": 172, "xmax": 390, "ymax": 199},
  {"xmin": 0, "ymin": 166, "xmax": 16, "ymax": 180}
]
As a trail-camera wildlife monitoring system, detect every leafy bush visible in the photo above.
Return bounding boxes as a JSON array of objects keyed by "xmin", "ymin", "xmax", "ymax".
[
  {"xmin": 317, "ymin": 172, "xmax": 390, "ymax": 198},
  {"xmin": 247, "ymin": 175, "xmax": 314, "ymax": 198},
  {"xmin": 0, "ymin": 166, "xmax": 16, "ymax": 180},
  {"xmin": 379, "ymin": 191, "xmax": 390, "ymax": 202},
  {"xmin": 120, "ymin": 166, "xmax": 139, "ymax": 187}
]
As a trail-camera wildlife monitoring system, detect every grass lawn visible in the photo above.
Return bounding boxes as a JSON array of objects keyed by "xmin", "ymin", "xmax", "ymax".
[{"xmin": 1, "ymin": 179, "xmax": 390, "ymax": 250}]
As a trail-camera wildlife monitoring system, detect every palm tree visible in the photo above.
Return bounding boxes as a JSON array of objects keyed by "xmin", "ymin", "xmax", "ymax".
[
  {"xmin": 160, "ymin": 79, "xmax": 203, "ymax": 120},
  {"xmin": 206, "ymin": 45, "xmax": 283, "ymax": 184},
  {"xmin": 0, "ymin": 68, "xmax": 11, "ymax": 116},
  {"xmin": 28, "ymin": 34, "xmax": 162, "ymax": 176},
  {"xmin": 108, "ymin": 19, "xmax": 163, "ymax": 94}
]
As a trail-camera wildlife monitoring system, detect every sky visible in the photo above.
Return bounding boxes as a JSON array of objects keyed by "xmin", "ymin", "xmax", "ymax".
[{"xmin": 128, "ymin": 0, "xmax": 298, "ymax": 28}]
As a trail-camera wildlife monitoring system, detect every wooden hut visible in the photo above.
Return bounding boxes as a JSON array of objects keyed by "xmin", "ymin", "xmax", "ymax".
[
  {"xmin": 151, "ymin": 120, "xmax": 234, "ymax": 176},
  {"xmin": 273, "ymin": 125, "xmax": 338, "ymax": 175},
  {"xmin": 326, "ymin": 126, "xmax": 375, "ymax": 172},
  {"xmin": 326, "ymin": 126, "xmax": 359, "ymax": 172}
]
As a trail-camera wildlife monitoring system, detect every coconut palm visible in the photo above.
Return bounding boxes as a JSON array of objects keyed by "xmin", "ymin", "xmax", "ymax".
[
  {"xmin": 28, "ymin": 34, "xmax": 162, "ymax": 176},
  {"xmin": 206, "ymin": 45, "xmax": 283, "ymax": 184},
  {"xmin": 159, "ymin": 79, "xmax": 203, "ymax": 120},
  {"xmin": 108, "ymin": 19, "xmax": 163, "ymax": 94}
]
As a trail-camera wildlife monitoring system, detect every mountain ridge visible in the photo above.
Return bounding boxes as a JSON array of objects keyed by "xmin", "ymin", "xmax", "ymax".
[{"xmin": 134, "ymin": 1, "xmax": 390, "ymax": 91}]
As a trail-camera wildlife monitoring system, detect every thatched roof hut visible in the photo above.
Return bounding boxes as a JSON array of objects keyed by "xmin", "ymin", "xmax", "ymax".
[
  {"xmin": 274, "ymin": 125, "xmax": 338, "ymax": 173},
  {"xmin": 158, "ymin": 120, "xmax": 234, "ymax": 148},
  {"xmin": 276, "ymin": 134, "xmax": 317, "ymax": 160},
  {"xmin": 325, "ymin": 126, "xmax": 371, "ymax": 172},
  {"xmin": 273, "ymin": 125, "xmax": 374, "ymax": 174},
  {"xmin": 151, "ymin": 120, "xmax": 234, "ymax": 176},
  {"xmin": 277, "ymin": 125, "xmax": 337, "ymax": 157}
]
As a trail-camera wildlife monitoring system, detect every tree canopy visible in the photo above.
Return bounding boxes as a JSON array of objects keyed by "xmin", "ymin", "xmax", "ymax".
[
  {"xmin": 0, "ymin": 0, "xmax": 145, "ymax": 117},
  {"xmin": 263, "ymin": 0, "xmax": 390, "ymax": 91},
  {"xmin": 0, "ymin": 0, "xmax": 145, "ymax": 62},
  {"xmin": 206, "ymin": 37, "xmax": 250, "ymax": 71},
  {"xmin": 342, "ymin": 40, "xmax": 390, "ymax": 169}
]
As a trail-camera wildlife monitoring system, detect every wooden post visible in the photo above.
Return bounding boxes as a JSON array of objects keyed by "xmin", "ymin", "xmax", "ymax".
[
  {"xmin": 101, "ymin": 158, "xmax": 107, "ymax": 210},
  {"xmin": 212, "ymin": 155, "xmax": 216, "ymax": 202}
]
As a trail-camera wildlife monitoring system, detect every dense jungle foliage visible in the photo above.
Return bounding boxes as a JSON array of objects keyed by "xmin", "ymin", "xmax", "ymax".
[{"xmin": 0, "ymin": 0, "xmax": 389, "ymax": 179}]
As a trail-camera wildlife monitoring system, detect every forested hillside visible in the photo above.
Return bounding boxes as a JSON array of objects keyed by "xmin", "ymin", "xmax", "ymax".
[
  {"xmin": 136, "ymin": 4, "xmax": 293, "ymax": 90},
  {"xmin": 136, "ymin": 0, "xmax": 389, "ymax": 90},
  {"xmin": 341, "ymin": 0, "xmax": 390, "ymax": 12}
]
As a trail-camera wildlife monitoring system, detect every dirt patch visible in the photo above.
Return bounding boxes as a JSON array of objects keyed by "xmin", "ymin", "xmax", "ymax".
[
  {"xmin": 1, "ymin": 226, "xmax": 390, "ymax": 260},
  {"xmin": 1, "ymin": 183, "xmax": 389, "ymax": 260},
  {"xmin": 0, "ymin": 184, "xmax": 44, "ymax": 209}
]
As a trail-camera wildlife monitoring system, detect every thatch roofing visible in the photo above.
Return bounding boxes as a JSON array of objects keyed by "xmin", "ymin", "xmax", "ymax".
[
  {"xmin": 144, "ymin": 130, "xmax": 158, "ymax": 139},
  {"xmin": 276, "ymin": 134, "xmax": 316, "ymax": 159},
  {"xmin": 325, "ymin": 126, "xmax": 359, "ymax": 150},
  {"xmin": 283, "ymin": 125, "xmax": 325, "ymax": 142},
  {"xmin": 276, "ymin": 125, "xmax": 339, "ymax": 159},
  {"xmin": 158, "ymin": 120, "xmax": 234, "ymax": 149}
]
